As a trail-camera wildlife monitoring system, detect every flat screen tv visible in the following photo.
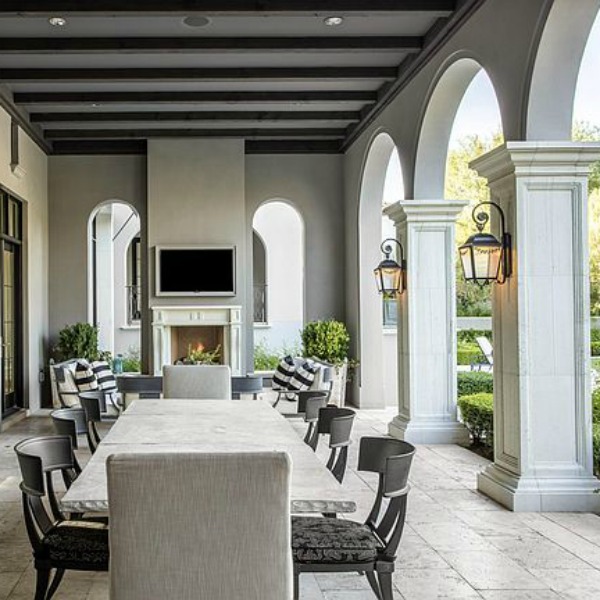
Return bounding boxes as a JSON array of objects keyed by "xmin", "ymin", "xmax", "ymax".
[{"xmin": 155, "ymin": 245, "xmax": 236, "ymax": 296}]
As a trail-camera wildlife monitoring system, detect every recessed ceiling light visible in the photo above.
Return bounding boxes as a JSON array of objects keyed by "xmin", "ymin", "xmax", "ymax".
[
  {"xmin": 48, "ymin": 16, "xmax": 67, "ymax": 27},
  {"xmin": 323, "ymin": 16, "xmax": 344, "ymax": 27},
  {"xmin": 182, "ymin": 16, "xmax": 211, "ymax": 28}
]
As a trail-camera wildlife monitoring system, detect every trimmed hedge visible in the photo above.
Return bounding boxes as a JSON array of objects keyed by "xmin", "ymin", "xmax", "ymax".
[
  {"xmin": 592, "ymin": 342, "xmax": 600, "ymax": 357},
  {"xmin": 457, "ymin": 393, "xmax": 494, "ymax": 448},
  {"xmin": 457, "ymin": 342, "xmax": 481, "ymax": 366},
  {"xmin": 457, "ymin": 329, "xmax": 492, "ymax": 344},
  {"xmin": 457, "ymin": 371, "xmax": 493, "ymax": 397}
]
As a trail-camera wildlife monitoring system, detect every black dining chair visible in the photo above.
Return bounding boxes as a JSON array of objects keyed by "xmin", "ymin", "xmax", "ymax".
[
  {"xmin": 292, "ymin": 436, "xmax": 416, "ymax": 600},
  {"xmin": 78, "ymin": 392, "xmax": 105, "ymax": 453},
  {"xmin": 50, "ymin": 407, "xmax": 89, "ymax": 460},
  {"xmin": 316, "ymin": 406, "xmax": 356, "ymax": 483},
  {"xmin": 14, "ymin": 435, "xmax": 109, "ymax": 600},
  {"xmin": 300, "ymin": 391, "xmax": 330, "ymax": 446}
]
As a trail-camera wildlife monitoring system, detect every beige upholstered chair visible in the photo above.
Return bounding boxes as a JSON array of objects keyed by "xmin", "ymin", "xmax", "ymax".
[
  {"xmin": 162, "ymin": 364, "xmax": 232, "ymax": 399},
  {"xmin": 107, "ymin": 452, "xmax": 292, "ymax": 600}
]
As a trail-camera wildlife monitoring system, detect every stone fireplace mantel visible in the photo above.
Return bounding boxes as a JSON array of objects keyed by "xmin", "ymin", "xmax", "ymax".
[{"xmin": 151, "ymin": 305, "xmax": 242, "ymax": 376}]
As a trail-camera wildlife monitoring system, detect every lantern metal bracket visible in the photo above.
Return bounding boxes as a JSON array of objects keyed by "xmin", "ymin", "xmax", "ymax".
[
  {"xmin": 471, "ymin": 201, "xmax": 512, "ymax": 284},
  {"xmin": 380, "ymin": 238, "xmax": 405, "ymax": 267}
]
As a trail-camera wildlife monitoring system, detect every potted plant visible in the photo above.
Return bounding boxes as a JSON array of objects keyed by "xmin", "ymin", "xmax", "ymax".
[
  {"xmin": 52, "ymin": 322, "xmax": 105, "ymax": 362},
  {"xmin": 300, "ymin": 319, "xmax": 354, "ymax": 406},
  {"xmin": 179, "ymin": 343, "xmax": 221, "ymax": 365}
]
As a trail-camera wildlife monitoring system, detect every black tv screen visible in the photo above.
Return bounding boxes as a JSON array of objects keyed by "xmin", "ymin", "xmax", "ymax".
[{"xmin": 156, "ymin": 246, "xmax": 236, "ymax": 296}]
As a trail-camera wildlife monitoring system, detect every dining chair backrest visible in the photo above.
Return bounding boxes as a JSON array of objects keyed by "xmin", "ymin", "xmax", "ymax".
[
  {"xmin": 15, "ymin": 435, "xmax": 78, "ymax": 528},
  {"xmin": 51, "ymin": 408, "xmax": 87, "ymax": 450},
  {"xmin": 358, "ymin": 436, "xmax": 416, "ymax": 560},
  {"xmin": 297, "ymin": 390, "xmax": 329, "ymax": 415},
  {"xmin": 162, "ymin": 364, "xmax": 232, "ymax": 399},
  {"xmin": 78, "ymin": 392, "xmax": 104, "ymax": 453},
  {"xmin": 107, "ymin": 451, "xmax": 292, "ymax": 600},
  {"xmin": 316, "ymin": 407, "xmax": 356, "ymax": 483}
]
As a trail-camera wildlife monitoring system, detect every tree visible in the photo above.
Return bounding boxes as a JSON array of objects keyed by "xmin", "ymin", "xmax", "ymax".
[
  {"xmin": 573, "ymin": 121, "xmax": 600, "ymax": 314},
  {"xmin": 445, "ymin": 132, "xmax": 503, "ymax": 316}
]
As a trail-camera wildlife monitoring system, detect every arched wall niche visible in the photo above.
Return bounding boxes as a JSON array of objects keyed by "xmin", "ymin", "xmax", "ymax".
[
  {"xmin": 252, "ymin": 198, "xmax": 305, "ymax": 356},
  {"xmin": 87, "ymin": 199, "xmax": 141, "ymax": 356},
  {"xmin": 526, "ymin": 0, "xmax": 600, "ymax": 140},
  {"xmin": 414, "ymin": 56, "xmax": 486, "ymax": 200}
]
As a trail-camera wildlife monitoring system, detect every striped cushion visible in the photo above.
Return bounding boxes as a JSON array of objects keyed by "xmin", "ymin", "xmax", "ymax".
[
  {"xmin": 74, "ymin": 360, "xmax": 99, "ymax": 392},
  {"xmin": 91, "ymin": 360, "xmax": 117, "ymax": 392},
  {"xmin": 287, "ymin": 361, "xmax": 319, "ymax": 394},
  {"xmin": 272, "ymin": 356, "xmax": 295, "ymax": 391}
]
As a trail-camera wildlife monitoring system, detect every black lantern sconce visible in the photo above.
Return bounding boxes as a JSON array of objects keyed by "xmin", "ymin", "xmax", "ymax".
[
  {"xmin": 459, "ymin": 201, "xmax": 512, "ymax": 285},
  {"xmin": 374, "ymin": 238, "xmax": 406, "ymax": 297}
]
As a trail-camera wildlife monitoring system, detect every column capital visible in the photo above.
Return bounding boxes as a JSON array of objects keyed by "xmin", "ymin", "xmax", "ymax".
[
  {"xmin": 471, "ymin": 141, "xmax": 600, "ymax": 183},
  {"xmin": 383, "ymin": 199, "xmax": 468, "ymax": 225}
]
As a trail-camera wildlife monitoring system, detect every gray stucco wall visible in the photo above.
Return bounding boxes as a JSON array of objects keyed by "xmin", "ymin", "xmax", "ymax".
[
  {"xmin": 245, "ymin": 153, "xmax": 345, "ymax": 366},
  {"xmin": 342, "ymin": 0, "xmax": 556, "ymax": 406},
  {"xmin": 48, "ymin": 155, "xmax": 148, "ymax": 367}
]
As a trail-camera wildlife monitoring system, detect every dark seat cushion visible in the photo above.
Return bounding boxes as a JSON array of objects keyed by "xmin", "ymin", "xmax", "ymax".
[
  {"xmin": 292, "ymin": 516, "xmax": 381, "ymax": 564},
  {"xmin": 43, "ymin": 521, "xmax": 109, "ymax": 569}
]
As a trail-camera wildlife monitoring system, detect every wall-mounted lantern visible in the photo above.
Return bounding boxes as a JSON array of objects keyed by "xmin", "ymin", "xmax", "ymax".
[
  {"xmin": 374, "ymin": 238, "xmax": 406, "ymax": 297},
  {"xmin": 459, "ymin": 201, "xmax": 512, "ymax": 285}
]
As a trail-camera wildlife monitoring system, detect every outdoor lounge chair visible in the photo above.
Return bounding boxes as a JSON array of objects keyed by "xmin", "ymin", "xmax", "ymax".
[{"xmin": 471, "ymin": 336, "xmax": 493, "ymax": 372}]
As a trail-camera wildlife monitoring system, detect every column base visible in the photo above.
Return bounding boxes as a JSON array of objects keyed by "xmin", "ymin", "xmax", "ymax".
[
  {"xmin": 388, "ymin": 415, "xmax": 470, "ymax": 445},
  {"xmin": 478, "ymin": 463, "xmax": 600, "ymax": 512}
]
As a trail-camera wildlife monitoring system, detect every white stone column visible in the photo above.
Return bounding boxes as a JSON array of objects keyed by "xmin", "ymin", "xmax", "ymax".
[
  {"xmin": 472, "ymin": 142, "xmax": 600, "ymax": 512},
  {"xmin": 385, "ymin": 200, "xmax": 469, "ymax": 444}
]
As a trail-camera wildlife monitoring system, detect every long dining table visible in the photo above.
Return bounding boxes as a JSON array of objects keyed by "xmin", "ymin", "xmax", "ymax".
[{"xmin": 61, "ymin": 399, "xmax": 357, "ymax": 515}]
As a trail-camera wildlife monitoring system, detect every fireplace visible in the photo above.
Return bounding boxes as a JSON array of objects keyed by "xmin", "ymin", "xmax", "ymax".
[{"xmin": 151, "ymin": 305, "xmax": 242, "ymax": 375}]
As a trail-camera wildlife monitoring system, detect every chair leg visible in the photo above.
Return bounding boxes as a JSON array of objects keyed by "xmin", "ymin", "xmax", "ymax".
[
  {"xmin": 293, "ymin": 569, "xmax": 300, "ymax": 600},
  {"xmin": 46, "ymin": 569, "xmax": 65, "ymax": 600},
  {"xmin": 366, "ymin": 571, "xmax": 381, "ymax": 599},
  {"xmin": 378, "ymin": 572, "xmax": 394, "ymax": 600},
  {"xmin": 34, "ymin": 567, "xmax": 50, "ymax": 600},
  {"xmin": 303, "ymin": 422, "xmax": 314, "ymax": 445}
]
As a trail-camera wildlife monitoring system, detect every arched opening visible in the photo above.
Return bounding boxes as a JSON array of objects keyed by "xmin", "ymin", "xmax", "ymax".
[
  {"xmin": 413, "ymin": 58, "xmax": 503, "ymax": 452},
  {"xmin": 573, "ymin": 9, "xmax": 600, "ymax": 402},
  {"xmin": 88, "ymin": 201, "xmax": 141, "ymax": 368},
  {"xmin": 527, "ymin": 0, "xmax": 600, "ymax": 140},
  {"xmin": 446, "ymin": 68, "xmax": 502, "ymax": 454},
  {"xmin": 358, "ymin": 131, "xmax": 404, "ymax": 408},
  {"xmin": 252, "ymin": 200, "xmax": 304, "ymax": 369}
]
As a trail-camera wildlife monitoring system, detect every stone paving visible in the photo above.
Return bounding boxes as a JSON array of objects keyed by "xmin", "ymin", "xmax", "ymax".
[{"xmin": 1, "ymin": 399, "xmax": 600, "ymax": 599}]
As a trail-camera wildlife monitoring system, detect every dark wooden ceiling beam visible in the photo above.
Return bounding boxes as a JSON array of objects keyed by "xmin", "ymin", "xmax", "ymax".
[
  {"xmin": 0, "ymin": 1, "xmax": 455, "ymax": 14},
  {"xmin": 30, "ymin": 110, "xmax": 360, "ymax": 123},
  {"xmin": 245, "ymin": 140, "xmax": 341, "ymax": 154},
  {"xmin": 15, "ymin": 90, "xmax": 376, "ymax": 104},
  {"xmin": 0, "ymin": 67, "xmax": 396, "ymax": 82},
  {"xmin": 0, "ymin": 36, "xmax": 422, "ymax": 54},
  {"xmin": 50, "ymin": 138, "xmax": 341, "ymax": 155},
  {"xmin": 44, "ymin": 127, "xmax": 346, "ymax": 139},
  {"xmin": 51, "ymin": 140, "xmax": 147, "ymax": 155}
]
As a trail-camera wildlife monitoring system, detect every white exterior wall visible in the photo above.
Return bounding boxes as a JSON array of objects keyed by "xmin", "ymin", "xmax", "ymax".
[
  {"xmin": 111, "ymin": 204, "xmax": 141, "ymax": 356},
  {"xmin": 253, "ymin": 202, "xmax": 304, "ymax": 352}
]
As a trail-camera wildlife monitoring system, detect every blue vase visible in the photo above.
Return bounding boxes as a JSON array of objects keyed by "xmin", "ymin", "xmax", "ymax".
[{"xmin": 113, "ymin": 354, "xmax": 124, "ymax": 375}]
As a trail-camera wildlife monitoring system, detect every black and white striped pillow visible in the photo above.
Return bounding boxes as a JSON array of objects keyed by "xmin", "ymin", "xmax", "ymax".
[
  {"xmin": 272, "ymin": 355, "xmax": 296, "ymax": 391},
  {"xmin": 287, "ymin": 360, "xmax": 319, "ymax": 394},
  {"xmin": 91, "ymin": 360, "xmax": 117, "ymax": 392},
  {"xmin": 74, "ymin": 360, "xmax": 99, "ymax": 392}
]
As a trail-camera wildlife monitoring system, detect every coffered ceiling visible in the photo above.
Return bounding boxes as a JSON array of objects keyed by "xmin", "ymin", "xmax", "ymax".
[{"xmin": 0, "ymin": 1, "xmax": 484, "ymax": 155}]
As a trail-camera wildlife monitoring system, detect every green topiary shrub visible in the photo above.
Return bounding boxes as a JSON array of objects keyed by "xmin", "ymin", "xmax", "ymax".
[
  {"xmin": 457, "ymin": 329, "xmax": 492, "ymax": 345},
  {"xmin": 458, "ymin": 393, "xmax": 494, "ymax": 448},
  {"xmin": 457, "ymin": 342, "xmax": 481, "ymax": 365},
  {"xmin": 300, "ymin": 319, "xmax": 350, "ymax": 366},
  {"xmin": 53, "ymin": 322, "xmax": 106, "ymax": 362},
  {"xmin": 457, "ymin": 371, "xmax": 494, "ymax": 397},
  {"xmin": 591, "ymin": 329, "xmax": 600, "ymax": 343},
  {"xmin": 594, "ymin": 424, "xmax": 600, "ymax": 477},
  {"xmin": 592, "ymin": 342, "xmax": 600, "ymax": 357}
]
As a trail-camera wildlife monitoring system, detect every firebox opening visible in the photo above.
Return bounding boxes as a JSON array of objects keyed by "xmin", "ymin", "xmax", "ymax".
[{"xmin": 170, "ymin": 326, "xmax": 225, "ymax": 364}]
